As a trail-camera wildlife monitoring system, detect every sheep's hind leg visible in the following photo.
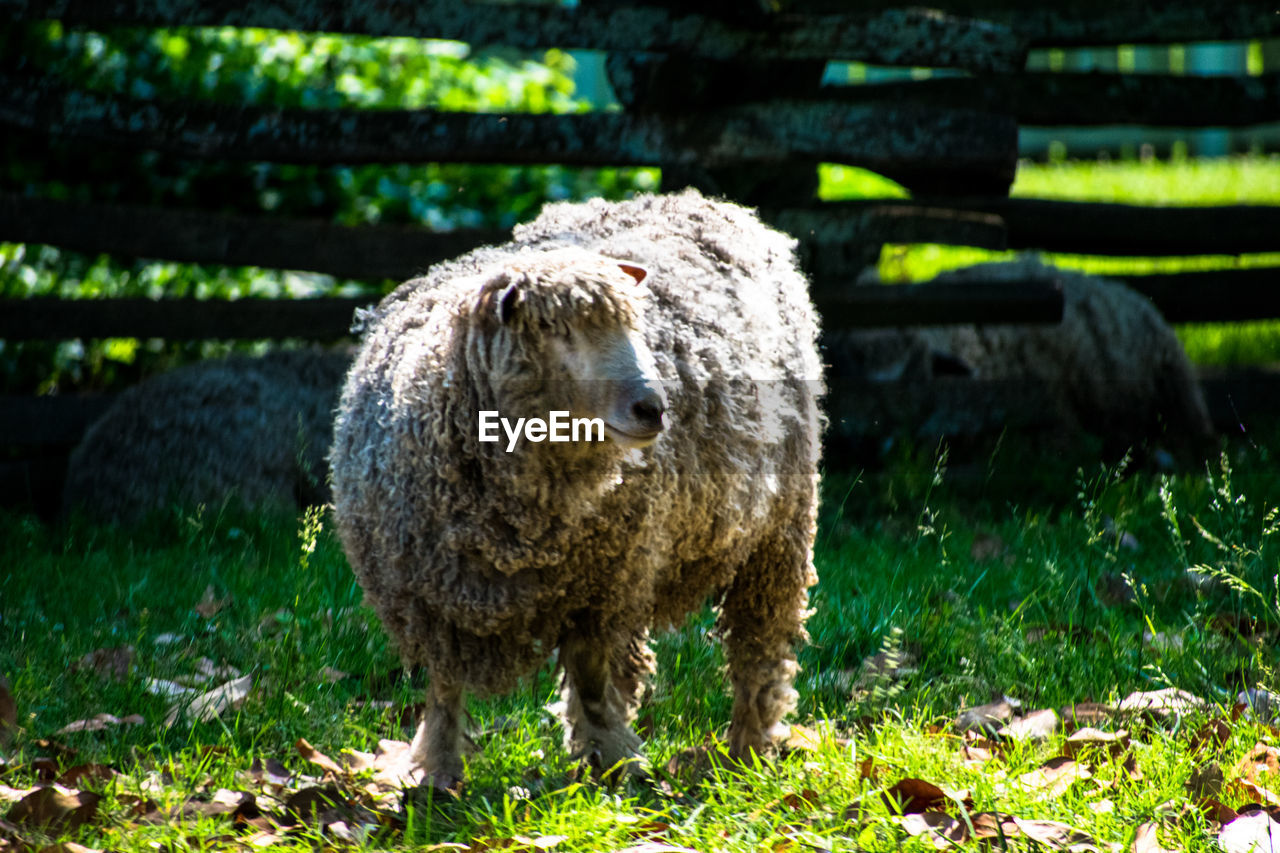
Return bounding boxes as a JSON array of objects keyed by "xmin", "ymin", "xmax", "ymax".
[
  {"xmin": 409, "ymin": 678, "xmax": 466, "ymax": 792},
  {"xmin": 560, "ymin": 631, "xmax": 645, "ymax": 781},
  {"xmin": 719, "ymin": 526, "xmax": 817, "ymax": 762}
]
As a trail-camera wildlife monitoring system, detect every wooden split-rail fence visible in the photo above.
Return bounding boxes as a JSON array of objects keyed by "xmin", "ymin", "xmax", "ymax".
[{"xmin": 1, "ymin": 0, "xmax": 1279, "ymax": 509}]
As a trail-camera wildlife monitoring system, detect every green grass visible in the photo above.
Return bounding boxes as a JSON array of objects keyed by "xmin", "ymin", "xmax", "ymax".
[
  {"xmin": 7, "ymin": 432, "xmax": 1280, "ymax": 851},
  {"xmin": 821, "ymin": 154, "xmax": 1280, "ymax": 367}
]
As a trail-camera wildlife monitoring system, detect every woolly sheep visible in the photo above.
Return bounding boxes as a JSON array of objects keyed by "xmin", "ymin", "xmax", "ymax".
[
  {"xmin": 64, "ymin": 349, "xmax": 351, "ymax": 521},
  {"xmin": 826, "ymin": 259, "xmax": 1213, "ymax": 456},
  {"xmin": 329, "ymin": 190, "xmax": 824, "ymax": 788}
]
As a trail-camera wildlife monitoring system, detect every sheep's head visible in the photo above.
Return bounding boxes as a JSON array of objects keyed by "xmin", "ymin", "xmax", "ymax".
[{"xmin": 468, "ymin": 248, "xmax": 668, "ymax": 451}]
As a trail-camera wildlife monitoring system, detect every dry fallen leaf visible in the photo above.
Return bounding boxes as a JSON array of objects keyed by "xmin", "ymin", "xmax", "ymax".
[
  {"xmin": 955, "ymin": 697, "xmax": 1017, "ymax": 735},
  {"xmin": 881, "ymin": 778, "xmax": 969, "ymax": 815},
  {"xmin": 1061, "ymin": 702, "xmax": 1116, "ymax": 729},
  {"xmin": 5, "ymin": 785, "xmax": 101, "ymax": 833},
  {"xmin": 1064, "ymin": 727, "xmax": 1130, "ymax": 760},
  {"xmin": 1186, "ymin": 761, "xmax": 1224, "ymax": 800},
  {"xmin": 899, "ymin": 811, "xmax": 967, "ymax": 849},
  {"xmin": 192, "ymin": 658, "xmax": 243, "ymax": 683},
  {"xmin": 56, "ymin": 765, "xmax": 119, "ymax": 788},
  {"xmin": 296, "ymin": 738, "xmax": 345, "ymax": 778},
  {"xmin": 1001, "ymin": 708, "xmax": 1060, "ymax": 742},
  {"xmin": 1116, "ymin": 688, "xmax": 1204, "ymax": 721},
  {"xmin": 1132, "ymin": 821, "xmax": 1176, "ymax": 853},
  {"xmin": 165, "ymin": 674, "xmax": 253, "ymax": 726},
  {"xmin": 56, "ymin": 713, "xmax": 144, "ymax": 735},
  {"xmin": 1012, "ymin": 756, "xmax": 1091, "ymax": 800},
  {"xmin": 1220, "ymin": 810, "xmax": 1280, "ymax": 853},
  {"xmin": 245, "ymin": 757, "xmax": 293, "ymax": 788},
  {"xmin": 1011, "ymin": 816, "xmax": 1106, "ymax": 851},
  {"xmin": 72, "ymin": 647, "xmax": 134, "ymax": 682},
  {"xmin": 194, "ymin": 585, "xmax": 231, "ymax": 619},
  {"xmin": 1235, "ymin": 742, "xmax": 1280, "ymax": 801}
]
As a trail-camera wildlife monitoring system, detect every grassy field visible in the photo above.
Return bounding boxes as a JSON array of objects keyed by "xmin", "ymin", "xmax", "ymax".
[{"xmin": 6, "ymin": 431, "xmax": 1280, "ymax": 851}]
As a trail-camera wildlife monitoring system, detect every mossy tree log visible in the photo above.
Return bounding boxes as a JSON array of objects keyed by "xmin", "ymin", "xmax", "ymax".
[
  {"xmin": 0, "ymin": 0, "xmax": 1026, "ymax": 71},
  {"xmin": 0, "ymin": 72, "xmax": 1019, "ymax": 189}
]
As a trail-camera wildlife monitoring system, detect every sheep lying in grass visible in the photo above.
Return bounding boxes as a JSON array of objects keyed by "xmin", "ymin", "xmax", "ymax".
[
  {"xmin": 63, "ymin": 349, "xmax": 351, "ymax": 522},
  {"xmin": 826, "ymin": 259, "xmax": 1213, "ymax": 458},
  {"xmin": 330, "ymin": 190, "xmax": 824, "ymax": 788}
]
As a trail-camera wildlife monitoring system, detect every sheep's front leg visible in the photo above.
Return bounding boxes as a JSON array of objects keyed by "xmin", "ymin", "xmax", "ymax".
[
  {"xmin": 560, "ymin": 631, "xmax": 644, "ymax": 779},
  {"xmin": 719, "ymin": 528, "xmax": 817, "ymax": 761},
  {"xmin": 409, "ymin": 678, "xmax": 465, "ymax": 790}
]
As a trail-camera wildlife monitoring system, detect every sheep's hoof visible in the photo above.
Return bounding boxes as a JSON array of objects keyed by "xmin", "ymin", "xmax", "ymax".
[
  {"xmin": 406, "ymin": 771, "xmax": 465, "ymax": 801},
  {"xmin": 590, "ymin": 753, "xmax": 650, "ymax": 787},
  {"xmin": 569, "ymin": 743, "xmax": 649, "ymax": 786}
]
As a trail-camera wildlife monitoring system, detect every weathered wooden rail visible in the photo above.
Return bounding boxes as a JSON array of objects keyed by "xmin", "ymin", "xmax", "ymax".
[{"xmin": 2, "ymin": 0, "xmax": 1280, "ymax": 512}]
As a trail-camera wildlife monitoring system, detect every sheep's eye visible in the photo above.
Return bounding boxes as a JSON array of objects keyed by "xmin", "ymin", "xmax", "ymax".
[{"xmin": 497, "ymin": 285, "xmax": 519, "ymax": 323}]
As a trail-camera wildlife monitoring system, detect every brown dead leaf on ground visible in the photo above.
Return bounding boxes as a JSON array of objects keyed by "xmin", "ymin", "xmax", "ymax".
[
  {"xmin": 960, "ymin": 733, "xmax": 1002, "ymax": 766},
  {"xmin": 245, "ymin": 757, "xmax": 293, "ymax": 788},
  {"xmin": 1186, "ymin": 761, "xmax": 1224, "ymax": 800},
  {"xmin": 1012, "ymin": 816, "xmax": 1108, "ymax": 851},
  {"xmin": 783, "ymin": 723, "xmax": 845, "ymax": 755},
  {"xmin": 880, "ymin": 778, "xmax": 970, "ymax": 815},
  {"xmin": 970, "ymin": 812, "xmax": 1106, "ymax": 851},
  {"xmin": 1236, "ymin": 742, "xmax": 1280, "ymax": 788},
  {"xmin": 71, "ymin": 647, "xmax": 134, "ymax": 682},
  {"xmin": 5, "ymin": 785, "xmax": 100, "ymax": 833},
  {"xmin": 1064, "ymin": 728, "xmax": 1130, "ymax": 760},
  {"xmin": 899, "ymin": 811, "xmax": 967, "ymax": 849},
  {"xmin": 55, "ymin": 765, "xmax": 118, "ymax": 788},
  {"xmin": 1132, "ymin": 821, "xmax": 1177, "ymax": 853},
  {"xmin": 0, "ymin": 785, "xmax": 35, "ymax": 807},
  {"xmin": 1116, "ymin": 688, "xmax": 1205, "ymax": 722},
  {"xmin": 1001, "ymin": 708, "xmax": 1060, "ymax": 742},
  {"xmin": 296, "ymin": 738, "xmax": 345, "ymax": 778},
  {"xmin": 1061, "ymin": 703, "xmax": 1117, "ymax": 730},
  {"xmin": 194, "ymin": 585, "xmax": 231, "ymax": 619},
  {"xmin": 1012, "ymin": 756, "xmax": 1092, "ymax": 800},
  {"xmin": 56, "ymin": 713, "xmax": 144, "ymax": 735},
  {"xmin": 1219, "ymin": 809, "xmax": 1280, "ymax": 853},
  {"xmin": 164, "ymin": 674, "xmax": 253, "ymax": 726},
  {"xmin": 954, "ymin": 697, "xmax": 1017, "ymax": 735},
  {"xmin": 191, "ymin": 658, "xmax": 242, "ymax": 684},
  {"xmin": 1191, "ymin": 718, "xmax": 1233, "ymax": 754}
]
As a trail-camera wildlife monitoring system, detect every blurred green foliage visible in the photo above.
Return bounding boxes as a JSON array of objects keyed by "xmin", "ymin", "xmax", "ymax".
[{"xmin": 0, "ymin": 21, "xmax": 657, "ymax": 392}]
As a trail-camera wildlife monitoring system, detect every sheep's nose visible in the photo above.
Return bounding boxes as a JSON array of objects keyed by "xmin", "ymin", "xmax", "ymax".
[{"xmin": 630, "ymin": 392, "xmax": 666, "ymax": 434}]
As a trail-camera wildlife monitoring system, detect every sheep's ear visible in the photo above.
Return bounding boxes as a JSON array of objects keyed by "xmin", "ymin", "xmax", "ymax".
[
  {"xmin": 497, "ymin": 282, "xmax": 520, "ymax": 324},
  {"xmin": 617, "ymin": 263, "xmax": 647, "ymax": 285}
]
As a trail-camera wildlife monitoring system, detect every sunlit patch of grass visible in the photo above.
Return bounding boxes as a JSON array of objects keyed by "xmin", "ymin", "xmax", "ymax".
[{"xmin": 1009, "ymin": 154, "xmax": 1280, "ymax": 205}]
